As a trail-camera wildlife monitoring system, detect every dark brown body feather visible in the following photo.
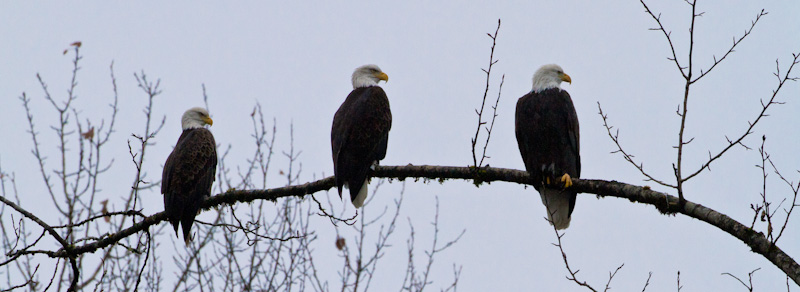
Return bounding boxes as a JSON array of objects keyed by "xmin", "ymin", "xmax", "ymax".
[
  {"xmin": 331, "ymin": 86, "xmax": 392, "ymax": 204},
  {"xmin": 515, "ymin": 88, "xmax": 581, "ymax": 219},
  {"xmin": 162, "ymin": 128, "xmax": 217, "ymax": 243}
]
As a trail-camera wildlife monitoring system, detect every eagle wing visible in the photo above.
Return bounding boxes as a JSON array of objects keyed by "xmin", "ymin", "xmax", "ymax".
[
  {"xmin": 162, "ymin": 128, "xmax": 217, "ymax": 240},
  {"xmin": 515, "ymin": 89, "xmax": 580, "ymax": 184}
]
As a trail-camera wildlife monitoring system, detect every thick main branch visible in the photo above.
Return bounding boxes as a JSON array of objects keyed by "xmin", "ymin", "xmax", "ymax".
[{"xmin": 17, "ymin": 164, "xmax": 799, "ymax": 285}]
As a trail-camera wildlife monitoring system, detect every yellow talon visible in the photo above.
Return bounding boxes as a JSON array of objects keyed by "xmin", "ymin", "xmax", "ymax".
[
  {"xmin": 560, "ymin": 173, "xmax": 573, "ymax": 188},
  {"xmin": 545, "ymin": 177, "xmax": 551, "ymax": 184}
]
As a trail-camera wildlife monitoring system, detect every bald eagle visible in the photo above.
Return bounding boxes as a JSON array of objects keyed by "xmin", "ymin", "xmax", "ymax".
[
  {"xmin": 331, "ymin": 64, "xmax": 392, "ymax": 208},
  {"xmin": 515, "ymin": 64, "xmax": 580, "ymax": 230},
  {"xmin": 162, "ymin": 107, "xmax": 217, "ymax": 244}
]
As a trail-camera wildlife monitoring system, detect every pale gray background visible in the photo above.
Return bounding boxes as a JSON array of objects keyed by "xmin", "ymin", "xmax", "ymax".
[{"xmin": 2, "ymin": 1, "xmax": 799, "ymax": 291}]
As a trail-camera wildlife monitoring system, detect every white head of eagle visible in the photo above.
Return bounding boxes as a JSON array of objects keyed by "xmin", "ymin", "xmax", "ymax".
[
  {"xmin": 181, "ymin": 107, "xmax": 213, "ymax": 130},
  {"xmin": 351, "ymin": 64, "xmax": 389, "ymax": 88},
  {"xmin": 531, "ymin": 64, "xmax": 572, "ymax": 93}
]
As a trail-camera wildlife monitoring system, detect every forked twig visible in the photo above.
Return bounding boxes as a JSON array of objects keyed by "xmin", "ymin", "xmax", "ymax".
[{"xmin": 471, "ymin": 19, "xmax": 502, "ymax": 168}]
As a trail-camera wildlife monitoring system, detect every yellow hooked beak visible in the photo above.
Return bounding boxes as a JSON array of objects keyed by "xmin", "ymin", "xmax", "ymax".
[
  {"xmin": 375, "ymin": 71, "xmax": 389, "ymax": 83},
  {"xmin": 202, "ymin": 116, "xmax": 214, "ymax": 126},
  {"xmin": 560, "ymin": 73, "xmax": 572, "ymax": 84}
]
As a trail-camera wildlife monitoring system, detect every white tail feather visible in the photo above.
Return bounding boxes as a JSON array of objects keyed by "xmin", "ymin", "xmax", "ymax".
[
  {"xmin": 351, "ymin": 180, "xmax": 369, "ymax": 208},
  {"xmin": 540, "ymin": 188, "xmax": 571, "ymax": 229}
]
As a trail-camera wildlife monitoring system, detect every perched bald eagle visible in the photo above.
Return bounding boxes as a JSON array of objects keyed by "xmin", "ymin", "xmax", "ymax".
[
  {"xmin": 331, "ymin": 64, "xmax": 392, "ymax": 208},
  {"xmin": 515, "ymin": 64, "xmax": 580, "ymax": 230},
  {"xmin": 162, "ymin": 107, "xmax": 217, "ymax": 244}
]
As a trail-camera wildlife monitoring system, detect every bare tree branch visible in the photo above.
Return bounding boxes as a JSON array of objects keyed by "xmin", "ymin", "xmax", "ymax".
[
  {"xmin": 6, "ymin": 164, "xmax": 796, "ymax": 285},
  {"xmin": 722, "ymin": 267, "xmax": 760, "ymax": 292},
  {"xmin": 641, "ymin": 272, "xmax": 653, "ymax": 292},
  {"xmin": 639, "ymin": 0, "xmax": 686, "ymax": 77},
  {"xmin": 471, "ymin": 19, "xmax": 502, "ymax": 168},
  {"xmin": 683, "ymin": 52, "xmax": 800, "ymax": 182},
  {"xmin": 691, "ymin": 10, "xmax": 767, "ymax": 84},
  {"xmin": 551, "ymin": 226, "xmax": 597, "ymax": 292},
  {"xmin": 0, "ymin": 195, "xmax": 79, "ymax": 291},
  {"xmin": 598, "ymin": 103, "xmax": 677, "ymax": 188}
]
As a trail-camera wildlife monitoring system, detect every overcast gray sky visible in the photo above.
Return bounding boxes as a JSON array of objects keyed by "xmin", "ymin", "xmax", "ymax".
[{"xmin": 2, "ymin": 1, "xmax": 800, "ymax": 291}]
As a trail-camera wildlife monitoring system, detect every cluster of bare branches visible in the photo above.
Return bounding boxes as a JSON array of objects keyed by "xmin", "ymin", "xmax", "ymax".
[
  {"xmin": 751, "ymin": 136, "xmax": 800, "ymax": 245},
  {"xmin": 400, "ymin": 197, "xmax": 464, "ymax": 292},
  {"xmin": 0, "ymin": 160, "xmax": 40, "ymax": 291},
  {"xmin": 1, "ymin": 43, "xmax": 464, "ymax": 291},
  {"xmin": 602, "ymin": 0, "xmax": 800, "ymax": 205},
  {"xmin": 591, "ymin": 0, "xmax": 800, "ymax": 290},
  {"xmin": 14, "ymin": 43, "xmax": 154, "ymax": 291}
]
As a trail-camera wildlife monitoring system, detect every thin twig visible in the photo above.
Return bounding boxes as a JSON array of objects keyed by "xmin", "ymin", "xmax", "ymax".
[
  {"xmin": 641, "ymin": 272, "xmax": 653, "ymax": 292},
  {"xmin": 551, "ymin": 223, "xmax": 597, "ymax": 291},
  {"xmin": 598, "ymin": 102, "xmax": 677, "ymax": 188},
  {"xmin": 479, "ymin": 74, "xmax": 504, "ymax": 168},
  {"xmin": 471, "ymin": 19, "xmax": 501, "ymax": 168},
  {"xmin": 691, "ymin": 10, "xmax": 768, "ymax": 84},
  {"xmin": 722, "ymin": 267, "xmax": 760, "ymax": 292}
]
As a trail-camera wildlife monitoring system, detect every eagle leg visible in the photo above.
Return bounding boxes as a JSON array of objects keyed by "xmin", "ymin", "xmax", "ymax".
[{"xmin": 560, "ymin": 173, "xmax": 573, "ymax": 188}]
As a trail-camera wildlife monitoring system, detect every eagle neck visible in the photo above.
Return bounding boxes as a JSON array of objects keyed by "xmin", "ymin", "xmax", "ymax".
[
  {"xmin": 352, "ymin": 76, "xmax": 379, "ymax": 89},
  {"xmin": 181, "ymin": 126, "xmax": 207, "ymax": 134},
  {"xmin": 531, "ymin": 83, "xmax": 561, "ymax": 94},
  {"xmin": 181, "ymin": 119, "xmax": 206, "ymax": 130}
]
